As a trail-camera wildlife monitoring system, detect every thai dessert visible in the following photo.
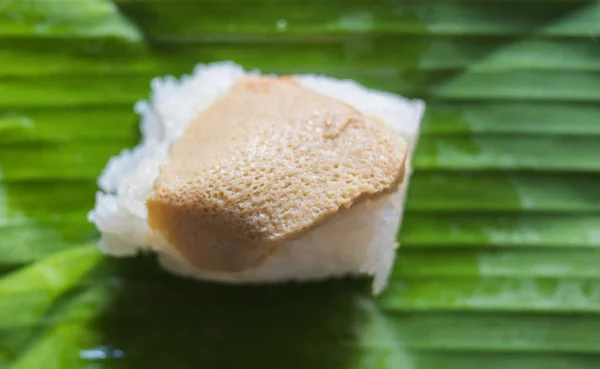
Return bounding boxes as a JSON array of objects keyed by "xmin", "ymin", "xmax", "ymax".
[{"xmin": 89, "ymin": 62, "xmax": 425, "ymax": 294}]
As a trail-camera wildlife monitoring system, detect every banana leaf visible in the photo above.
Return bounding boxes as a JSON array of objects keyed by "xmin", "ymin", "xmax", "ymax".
[{"xmin": 1, "ymin": 0, "xmax": 600, "ymax": 368}]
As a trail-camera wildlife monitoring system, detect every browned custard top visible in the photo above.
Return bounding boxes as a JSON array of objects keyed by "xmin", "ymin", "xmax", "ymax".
[{"xmin": 147, "ymin": 77, "xmax": 408, "ymax": 272}]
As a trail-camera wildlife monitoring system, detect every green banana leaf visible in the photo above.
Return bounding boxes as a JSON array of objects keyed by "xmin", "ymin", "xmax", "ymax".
[{"xmin": 1, "ymin": 0, "xmax": 600, "ymax": 368}]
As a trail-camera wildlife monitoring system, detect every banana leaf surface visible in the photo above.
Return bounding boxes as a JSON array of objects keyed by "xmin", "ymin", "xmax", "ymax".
[{"xmin": 1, "ymin": 0, "xmax": 600, "ymax": 368}]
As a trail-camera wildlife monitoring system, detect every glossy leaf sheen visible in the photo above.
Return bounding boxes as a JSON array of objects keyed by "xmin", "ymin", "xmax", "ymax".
[{"xmin": 2, "ymin": 0, "xmax": 600, "ymax": 368}]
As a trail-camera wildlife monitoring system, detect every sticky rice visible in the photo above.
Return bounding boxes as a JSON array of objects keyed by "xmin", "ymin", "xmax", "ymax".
[{"xmin": 88, "ymin": 62, "xmax": 425, "ymax": 294}]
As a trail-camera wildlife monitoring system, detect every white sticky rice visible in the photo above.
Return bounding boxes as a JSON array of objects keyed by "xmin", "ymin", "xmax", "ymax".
[{"xmin": 88, "ymin": 61, "xmax": 425, "ymax": 294}]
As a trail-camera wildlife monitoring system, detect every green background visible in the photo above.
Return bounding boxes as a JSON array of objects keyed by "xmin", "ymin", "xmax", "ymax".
[{"xmin": 1, "ymin": 0, "xmax": 600, "ymax": 368}]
